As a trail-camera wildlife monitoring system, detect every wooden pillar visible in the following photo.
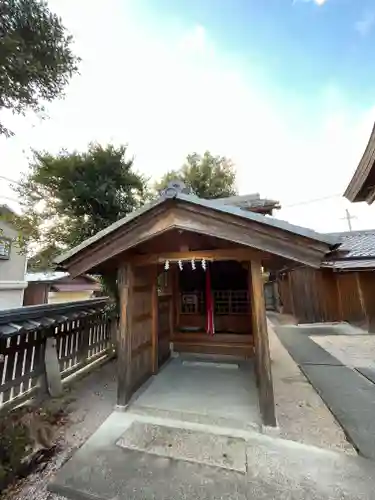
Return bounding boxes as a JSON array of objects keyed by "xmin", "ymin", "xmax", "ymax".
[
  {"xmin": 117, "ymin": 263, "xmax": 133, "ymax": 408},
  {"xmin": 151, "ymin": 266, "xmax": 159, "ymax": 374},
  {"xmin": 250, "ymin": 260, "xmax": 276, "ymax": 427}
]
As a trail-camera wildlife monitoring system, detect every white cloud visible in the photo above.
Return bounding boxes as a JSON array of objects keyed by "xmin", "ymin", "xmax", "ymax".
[
  {"xmin": 355, "ymin": 10, "xmax": 375, "ymax": 37},
  {"xmin": 0, "ymin": 0, "xmax": 374, "ymax": 233},
  {"xmin": 293, "ymin": 0, "xmax": 328, "ymax": 6}
]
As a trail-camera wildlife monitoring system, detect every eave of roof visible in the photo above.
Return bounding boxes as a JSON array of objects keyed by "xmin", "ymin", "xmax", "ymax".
[
  {"xmin": 322, "ymin": 259, "xmax": 375, "ymax": 271},
  {"xmin": 344, "ymin": 122, "xmax": 375, "ymax": 202},
  {"xmin": 56, "ymin": 192, "xmax": 340, "ymax": 266},
  {"xmin": 25, "ymin": 271, "xmax": 69, "ymax": 283}
]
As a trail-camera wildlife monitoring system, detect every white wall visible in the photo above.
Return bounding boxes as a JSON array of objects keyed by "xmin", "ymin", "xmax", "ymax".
[
  {"xmin": 0, "ymin": 288, "xmax": 26, "ymax": 310},
  {"xmin": 48, "ymin": 291, "xmax": 94, "ymax": 304},
  {"xmin": 0, "ymin": 219, "xmax": 27, "ymax": 310}
]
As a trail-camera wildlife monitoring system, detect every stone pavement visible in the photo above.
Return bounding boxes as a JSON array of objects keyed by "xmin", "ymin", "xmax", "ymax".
[
  {"xmin": 49, "ymin": 411, "xmax": 375, "ymax": 500},
  {"xmin": 48, "ymin": 351, "xmax": 373, "ymax": 500},
  {"xmin": 273, "ymin": 322, "xmax": 375, "ymax": 460},
  {"xmin": 267, "ymin": 322, "xmax": 354, "ymax": 454}
]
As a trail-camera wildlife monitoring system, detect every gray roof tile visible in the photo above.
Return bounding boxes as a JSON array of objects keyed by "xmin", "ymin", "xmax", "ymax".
[{"xmin": 327, "ymin": 230, "xmax": 375, "ymax": 258}]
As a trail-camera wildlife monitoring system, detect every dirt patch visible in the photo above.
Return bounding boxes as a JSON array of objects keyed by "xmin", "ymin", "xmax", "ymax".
[
  {"xmin": 0, "ymin": 387, "xmax": 76, "ymax": 494},
  {"xmin": 2, "ymin": 360, "xmax": 117, "ymax": 500}
]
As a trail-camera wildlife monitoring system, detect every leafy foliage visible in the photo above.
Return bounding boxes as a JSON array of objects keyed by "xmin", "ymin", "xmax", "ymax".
[
  {"xmin": 0, "ymin": 0, "xmax": 79, "ymax": 136},
  {"xmin": 14, "ymin": 143, "xmax": 150, "ymax": 273},
  {"xmin": 155, "ymin": 151, "xmax": 238, "ymax": 199}
]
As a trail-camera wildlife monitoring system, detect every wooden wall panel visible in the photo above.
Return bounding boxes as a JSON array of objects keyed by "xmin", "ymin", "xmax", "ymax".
[
  {"xmin": 130, "ymin": 266, "xmax": 154, "ymax": 393},
  {"xmin": 288, "ymin": 268, "xmax": 323, "ymax": 323},
  {"xmin": 358, "ymin": 272, "xmax": 375, "ymax": 331},
  {"xmin": 23, "ymin": 283, "xmax": 49, "ymax": 306},
  {"xmin": 336, "ymin": 272, "xmax": 365, "ymax": 326},
  {"xmin": 278, "ymin": 267, "xmax": 340, "ymax": 324},
  {"xmin": 318, "ymin": 270, "xmax": 340, "ymax": 322},
  {"xmin": 278, "ymin": 276, "xmax": 293, "ymax": 315}
]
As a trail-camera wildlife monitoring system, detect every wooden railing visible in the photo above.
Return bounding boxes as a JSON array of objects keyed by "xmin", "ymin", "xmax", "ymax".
[
  {"xmin": 180, "ymin": 290, "xmax": 249, "ymax": 315},
  {"xmin": 0, "ymin": 298, "xmax": 115, "ymax": 412}
]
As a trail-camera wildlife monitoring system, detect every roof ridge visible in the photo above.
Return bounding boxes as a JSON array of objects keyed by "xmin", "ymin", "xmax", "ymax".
[
  {"xmin": 56, "ymin": 192, "xmax": 339, "ymax": 265},
  {"xmin": 326, "ymin": 229, "xmax": 375, "ymax": 236}
]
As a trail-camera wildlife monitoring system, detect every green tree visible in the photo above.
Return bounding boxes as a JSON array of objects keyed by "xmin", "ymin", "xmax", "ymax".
[
  {"xmin": 155, "ymin": 151, "xmax": 238, "ymax": 199},
  {"xmin": 14, "ymin": 144, "xmax": 150, "ymax": 276},
  {"xmin": 0, "ymin": 0, "xmax": 79, "ymax": 136}
]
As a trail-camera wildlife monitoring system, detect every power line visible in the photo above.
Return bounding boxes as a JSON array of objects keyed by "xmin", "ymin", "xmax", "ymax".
[
  {"xmin": 0, "ymin": 194, "xmax": 20, "ymax": 204},
  {"xmin": 0, "ymin": 175, "xmax": 21, "ymax": 186},
  {"xmin": 282, "ymin": 193, "xmax": 342, "ymax": 208}
]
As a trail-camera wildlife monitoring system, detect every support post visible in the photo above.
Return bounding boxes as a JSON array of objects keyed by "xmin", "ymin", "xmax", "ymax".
[
  {"xmin": 250, "ymin": 260, "xmax": 276, "ymax": 427},
  {"xmin": 151, "ymin": 266, "xmax": 159, "ymax": 374},
  {"xmin": 44, "ymin": 336, "xmax": 63, "ymax": 398},
  {"xmin": 117, "ymin": 263, "xmax": 133, "ymax": 408}
]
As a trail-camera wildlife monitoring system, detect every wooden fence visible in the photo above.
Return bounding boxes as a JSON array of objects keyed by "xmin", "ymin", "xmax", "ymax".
[
  {"xmin": 277, "ymin": 266, "xmax": 375, "ymax": 331},
  {"xmin": 0, "ymin": 298, "xmax": 115, "ymax": 412}
]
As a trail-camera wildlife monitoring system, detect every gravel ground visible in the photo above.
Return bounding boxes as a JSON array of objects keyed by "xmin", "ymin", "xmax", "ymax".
[
  {"xmin": 3, "ymin": 360, "xmax": 117, "ymax": 500},
  {"xmin": 267, "ymin": 321, "xmax": 356, "ymax": 455},
  {"xmin": 312, "ymin": 335, "xmax": 375, "ymax": 369}
]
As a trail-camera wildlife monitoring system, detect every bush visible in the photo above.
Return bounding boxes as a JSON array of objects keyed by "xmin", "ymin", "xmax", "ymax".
[{"xmin": 0, "ymin": 409, "xmax": 33, "ymax": 491}]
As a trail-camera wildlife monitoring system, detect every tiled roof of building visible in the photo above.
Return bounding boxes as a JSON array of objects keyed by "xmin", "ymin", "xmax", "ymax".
[
  {"xmin": 322, "ymin": 229, "xmax": 375, "ymax": 270},
  {"xmin": 327, "ymin": 230, "xmax": 375, "ymax": 258}
]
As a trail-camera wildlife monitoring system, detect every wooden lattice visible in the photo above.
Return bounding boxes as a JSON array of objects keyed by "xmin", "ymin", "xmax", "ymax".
[{"xmin": 180, "ymin": 290, "xmax": 249, "ymax": 315}]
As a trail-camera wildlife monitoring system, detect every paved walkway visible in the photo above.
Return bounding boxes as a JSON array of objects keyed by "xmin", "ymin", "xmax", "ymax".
[
  {"xmin": 49, "ymin": 411, "xmax": 375, "ymax": 500},
  {"xmin": 4, "ymin": 334, "xmax": 373, "ymax": 500},
  {"xmin": 49, "ymin": 351, "xmax": 375, "ymax": 500},
  {"xmin": 273, "ymin": 321, "xmax": 375, "ymax": 460}
]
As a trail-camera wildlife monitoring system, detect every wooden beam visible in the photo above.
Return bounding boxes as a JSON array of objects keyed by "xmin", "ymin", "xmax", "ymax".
[
  {"xmin": 117, "ymin": 263, "xmax": 133, "ymax": 407},
  {"xmin": 66, "ymin": 207, "xmax": 177, "ymax": 277},
  {"xmin": 366, "ymin": 186, "xmax": 375, "ymax": 205},
  {"xmin": 151, "ymin": 266, "xmax": 159, "ymax": 374},
  {"xmin": 175, "ymin": 203, "xmax": 331, "ymax": 257},
  {"xmin": 64, "ymin": 198, "xmax": 331, "ymax": 277},
  {"xmin": 132, "ymin": 248, "xmax": 258, "ymax": 266},
  {"xmin": 170, "ymin": 207, "xmax": 326, "ymax": 268},
  {"xmin": 250, "ymin": 260, "xmax": 276, "ymax": 427}
]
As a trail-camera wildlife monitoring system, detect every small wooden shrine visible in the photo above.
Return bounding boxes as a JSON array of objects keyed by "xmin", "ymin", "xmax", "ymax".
[{"xmin": 56, "ymin": 181, "xmax": 337, "ymax": 426}]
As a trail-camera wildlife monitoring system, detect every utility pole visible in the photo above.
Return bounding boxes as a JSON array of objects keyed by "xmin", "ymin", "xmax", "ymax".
[{"xmin": 341, "ymin": 209, "xmax": 357, "ymax": 231}]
